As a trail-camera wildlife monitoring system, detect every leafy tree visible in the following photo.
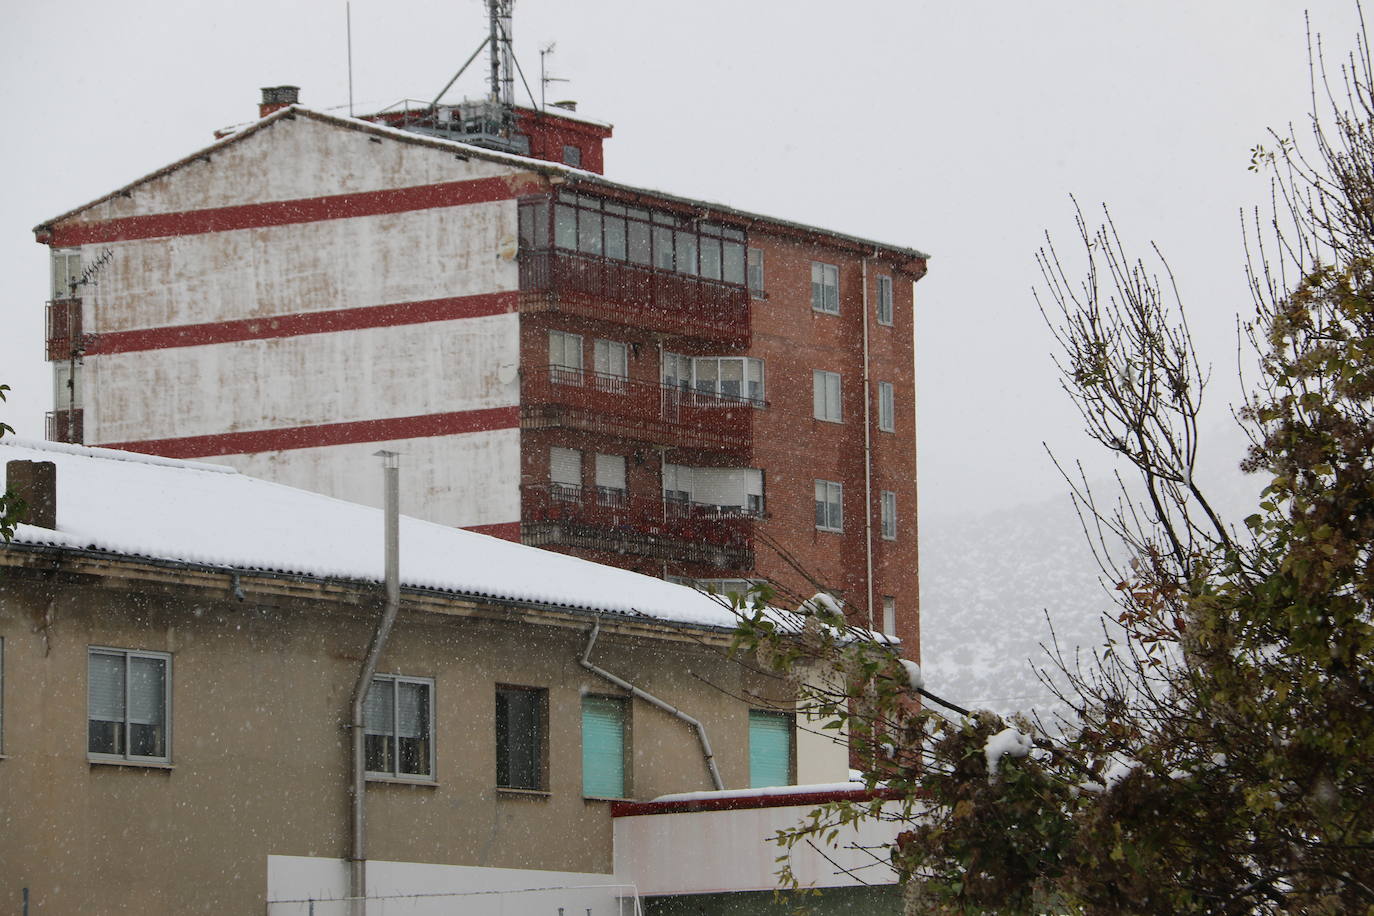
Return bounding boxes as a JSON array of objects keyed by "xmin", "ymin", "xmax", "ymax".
[
  {"xmin": 733, "ymin": 17, "xmax": 1374, "ymax": 915},
  {"xmin": 0, "ymin": 384, "xmax": 24, "ymax": 542}
]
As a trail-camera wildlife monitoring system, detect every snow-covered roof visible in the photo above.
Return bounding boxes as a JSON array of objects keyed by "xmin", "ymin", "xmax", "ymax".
[
  {"xmin": 0, "ymin": 438, "xmax": 741, "ymax": 631},
  {"xmin": 34, "ymin": 105, "xmax": 929, "ymax": 264}
]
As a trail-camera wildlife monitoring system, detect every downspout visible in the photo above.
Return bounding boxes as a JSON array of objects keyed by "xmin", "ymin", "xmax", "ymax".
[
  {"xmin": 579, "ymin": 621, "xmax": 724, "ymax": 790},
  {"xmin": 349, "ymin": 450, "xmax": 401, "ymax": 914},
  {"xmin": 861, "ymin": 255, "xmax": 876, "ymax": 630}
]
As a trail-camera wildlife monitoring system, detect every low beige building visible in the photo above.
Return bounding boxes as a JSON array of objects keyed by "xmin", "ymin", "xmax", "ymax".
[{"xmin": 0, "ymin": 439, "xmax": 839, "ymax": 914}]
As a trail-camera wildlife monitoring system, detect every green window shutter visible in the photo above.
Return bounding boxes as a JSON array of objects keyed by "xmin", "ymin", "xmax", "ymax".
[
  {"xmin": 749, "ymin": 710, "xmax": 793, "ymax": 788},
  {"xmin": 582, "ymin": 696, "xmax": 626, "ymax": 798}
]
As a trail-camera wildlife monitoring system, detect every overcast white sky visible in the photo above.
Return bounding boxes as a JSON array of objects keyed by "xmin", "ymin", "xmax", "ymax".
[{"xmin": 1, "ymin": 0, "xmax": 1363, "ymax": 519}]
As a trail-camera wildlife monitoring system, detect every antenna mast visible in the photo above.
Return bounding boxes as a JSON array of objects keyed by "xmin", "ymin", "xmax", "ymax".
[{"xmin": 488, "ymin": 0, "xmax": 515, "ymax": 134}]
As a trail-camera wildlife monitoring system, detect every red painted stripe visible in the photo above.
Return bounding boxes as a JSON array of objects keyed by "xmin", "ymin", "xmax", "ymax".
[
  {"xmin": 463, "ymin": 521, "xmax": 521, "ymax": 541},
  {"xmin": 98, "ymin": 407, "xmax": 520, "ymax": 458},
  {"xmin": 86, "ymin": 292, "xmax": 517, "ymax": 355},
  {"xmin": 48, "ymin": 175, "xmax": 518, "ymax": 246},
  {"xmin": 610, "ymin": 787, "xmax": 903, "ymax": 818}
]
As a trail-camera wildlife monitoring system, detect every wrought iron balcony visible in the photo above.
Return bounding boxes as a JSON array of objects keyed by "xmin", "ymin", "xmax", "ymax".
[
  {"xmin": 522, "ymin": 366, "xmax": 758, "ymax": 455},
  {"xmin": 45, "ymin": 298, "xmax": 82, "ymax": 362},
  {"xmin": 518, "ymin": 248, "xmax": 750, "ymax": 346},
  {"xmin": 46, "ymin": 409, "xmax": 84, "ymax": 445},
  {"xmin": 521, "ymin": 484, "xmax": 755, "ymax": 571}
]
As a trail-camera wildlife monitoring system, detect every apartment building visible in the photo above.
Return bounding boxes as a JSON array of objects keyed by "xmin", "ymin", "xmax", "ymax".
[{"xmin": 34, "ymin": 89, "xmax": 927, "ymax": 652}]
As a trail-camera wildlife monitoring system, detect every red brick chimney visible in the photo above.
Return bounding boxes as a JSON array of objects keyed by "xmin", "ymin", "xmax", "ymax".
[{"xmin": 259, "ymin": 86, "xmax": 300, "ymax": 118}]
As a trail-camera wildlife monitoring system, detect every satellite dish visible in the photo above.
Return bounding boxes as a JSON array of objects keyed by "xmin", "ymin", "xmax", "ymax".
[{"xmin": 497, "ymin": 363, "xmax": 518, "ymax": 385}]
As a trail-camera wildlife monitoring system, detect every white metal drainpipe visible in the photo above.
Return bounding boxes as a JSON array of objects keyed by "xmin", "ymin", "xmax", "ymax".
[
  {"xmin": 349, "ymin": 450, "xmax": 401, "ymax": 915},
  {"xmin": 861, "ymin": 254, "xmax": 876, "ymax": 630},
  {"xmin": 579, "ymin": 621, "xmax": 725, "ymax": 791}
]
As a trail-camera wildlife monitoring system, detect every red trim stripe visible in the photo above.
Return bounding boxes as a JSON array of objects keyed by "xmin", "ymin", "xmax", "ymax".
[
  {"xmin": 610, "ymin": 787, "xmax": 903, "ymax": 817},
  {"xmin": 98, "ymin": 407, "xmax": 520, "ymax": 459},
  {"xmin": 86, "ymin": 292, "xmax": 517, "ymax": 355},
  {"xmin": 463, "ymin": 521, "xmax": 522, "ymax": 541},
  {"xmin": 47, "ymin": 175, "xmax": 519, "ymax": 246}
]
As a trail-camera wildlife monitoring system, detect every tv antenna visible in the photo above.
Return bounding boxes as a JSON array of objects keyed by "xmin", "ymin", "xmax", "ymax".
[{"xmin": 539, "ymin": 42, "xmax": 569, "ymax": 111}]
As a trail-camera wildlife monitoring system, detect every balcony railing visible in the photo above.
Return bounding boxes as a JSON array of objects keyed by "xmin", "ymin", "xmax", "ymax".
[
  {"xmin": 519, "ymin": 248, "xmax": 750, "ymax": 345},
  {"xmin": 46, "ymin": 298, "xmax": 82, "ymax": 361},
  {"xmin": 522, "ymin": 366, "xmax": 758, "ymax": 455},
  {"xmin": 521, "ymin": 484, "xmax": 755, "ymax": 570},
  {"xmin": 46, "ymin": 409, "xmax": 84, "ymax": 444}
]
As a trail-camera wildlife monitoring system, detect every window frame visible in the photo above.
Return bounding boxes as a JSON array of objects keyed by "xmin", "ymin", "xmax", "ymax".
[
  {"xmin": 881, "ymin": 489, "xmax": 898, "ymax": 541},
  {"xmin": 495, "ymin": 684, "xmax": 549, "ymax": 793},
  {"xmin": 595, "ymin": 453, "xmax": 628, "ymax": 507},
  {"xmin": 877, "ymin": 380, "xmax": 895, "ymax": 432},
  {"xmin": 549, "ymin": 329, "xmax": 584, "ymax": 384},
  {"xmin": 811, "ymin": 261, "xmax": 840, "ymax": 315},
  {"xmin": 876, "ymin": 274, "xmax": 894, "ymax": 326},
  {"xmin": 364, "ymin": 674, "xmax": 436, "ymax": 782},
  {"xmin": 581, "ymin": 694, "xmax": 630, "ymax": 799},
  {"xmin": 87, "ymin": 646, "xmax": 172, "ymax": 766},
  {"xmin": 593, "ymin": 338, "xmax": 629, "ymax": 392},
  {"xmin": 882, "ymin": 597, "xmax": 897, "ymax": 637},
  {"xmin": 814, "ymin": 479, "xmax": 844, "ymax": 533},
  {"xmin": 813, "ymin": 370, "xmax": 842, "ymax": 422},
  {"xmin": 550, "ymin": 446, "xmax": 583, "ymax": 502},
  {"xmin": 748, "ymin": 709, "xmax": 796, "ymax": 788},
  {"xmin": 747, "ymin": 247, "xmax": 765, "ymax": 299}
]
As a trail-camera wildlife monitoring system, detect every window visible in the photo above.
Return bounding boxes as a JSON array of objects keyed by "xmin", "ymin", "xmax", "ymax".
[
  {"xmin": 595, "ymin": 453, "xmax": 627, "ymax": 506},
  {"xmin": 549, "ymin": 330, "xmax": 583, "ymax": 383},
  {"xmin": 815, "ymin": 480, "xmax": 843, "ymax": 532},
  {"xmin": 747, "ymin": 248, "xmax": 765, "ymax": 298},
  {"xmin": 53, "ymin": 361, "xmax": 83, "ymax": 411},
  {"xmin": 811, "ymin": 261, "xmax": 839, "ymax": 314},
  {"xmin": 663, "ymin": 464, "xmax": 764, "ymax": 516},
  {"xmin": 582, "ymin": 696, "xmax": 628, "ymax": 798},
  {"xmin": 550, "ymin": 447, "xmax": 582, "ymax": 501},
  {"xmin": 876, "ymin": 274, "xmax": 894, "ymax": 325},
  {"xmin": 88, "ymin": 647, "xmax": 170, "ymax": 763},
  {"xmin": 51, "ymin": 249, "xmax": 82, "ymax": 299},
  {"xmin": 881, "ymin": 490, "xmax": 898, "ymax": 540},
  {"xmin": 664, "ymin": 354, "xmax": 765, "ymax": 405},
  {"xmin": 749, "ymin": 710, "xmax": 794, "ymax": 787},
  {"xmin": 882, "ymin": 597, "xmax": 896, "ymax": 637},
  {"xmin": 562, "ymin": 144, "xmax": 582, "ymax": 168},
  {"xmin": 364, "ymin": 675, "xmax": 434, "ymax": 780},
  {"xmin": 593, "ymin": 339, "xmax": 628, "ymax": 392},
  {"xmin": 496, "ymin": 686, "xmax": 547, "ymax": 791},
  {"xmin": 877, "ymin": 381, "xmax": 895, "ymax": 432},
  {"xmin": 813, "ymin": 370, "xmax": 842, "ymax": 422}
]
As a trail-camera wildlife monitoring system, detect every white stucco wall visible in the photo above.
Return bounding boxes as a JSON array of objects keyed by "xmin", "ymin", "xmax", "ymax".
[
  {"xmin": 220, "ymin": 427, "xmax": 521, "ymax": 529},
  {"xmin": 85, "ymin": 313, "xmax": 519, "ymax": 444}
]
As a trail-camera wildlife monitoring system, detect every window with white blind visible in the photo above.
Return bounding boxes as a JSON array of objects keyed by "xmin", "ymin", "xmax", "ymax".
[
  {"xmin": 582, "ymin": 695, "xmax": 628, "ymax": 798},
  {"xmin": 365, "ymin": 675, "xmax": 434, "ymax": 780},
  {"xmin": 662, "ymin": 464, "xmax": 764, "ymax": 516},
  {"xmin": 550, "ymin": 447, "xmax": 583, "ymax": 500},
  {"xmin": 815, "ymin": 480, "xmax": 843, "ymax": 532},
  {"xmin": 749, "ymin": 710, "xmax": 794, "ymax": 787},
  {"xmin": 549, "ymin": 330, "xmax": 583, "ymax": 382},
  {"xmin": 595, "ymin": 453, "xmax": 627, "ymax": 506},
  {"xmin": 88, "ymin": 647, "xmax": 170, "ymax": 763},
  {"xmin": 811, "ymin": 261, "xmax": 839, "ymax": 314},
  {"xmin": 747, "ymin": 248, "xmax": 765, "ymax": 298},
  {"xmin": 662, "ymin": 353, "xmax": 765, "ymax": 405},
  {"xmin": 877, "ymin": 381, "xmax": 895, "ymax": 432},
  {"xmin": 594, "ymin": 339, "xmax": 628, "ymax": 392},
  {"xmin": 813, "ymin": 370, "xmax": 842, "ymax": 422},
  {"xmin": 883, "ymin": 597, "xmax": 897, "ymax": 637},
  {"xmin": 876, "ymin": 274, "xmax": 894, "ymax": 325},
  {"xmin": 881, "ymin": 490, "xmax": 898, "ymax": 540},
  {"xmin": 51, "ymin": 249, "xmax": 82, "ymax": 299}
]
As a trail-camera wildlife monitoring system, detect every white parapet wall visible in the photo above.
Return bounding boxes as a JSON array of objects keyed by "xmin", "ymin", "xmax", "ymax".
[{"xmin": 266, "ymin": 856, "xmax": 639, "ymax": 916}]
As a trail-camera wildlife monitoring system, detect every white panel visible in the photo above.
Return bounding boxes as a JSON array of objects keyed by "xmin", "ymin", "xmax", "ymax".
[
  {"xmin": 595, "ymin": 453, "xmax": 626, "ymax": 490},
  {"xmin": 218, "ymin": 428, "xmax": 520, "ymax": 528},
  {"xmin": 87, "ymin": 312, "xmax": 519, "ymax": 443},
  {"xmin": 550, "ymin": 447, "xmax": 582, "ymax": 487},
  {"xmin": 94, "ymin": 199, "xmax": 518, "ymax": 334}
]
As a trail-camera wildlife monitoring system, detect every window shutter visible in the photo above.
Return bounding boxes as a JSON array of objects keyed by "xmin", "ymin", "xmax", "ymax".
[
  {"xmin": 595, "ymin": 454, "xmax": 626, "ymax": 491},
  {"xmin": 364, "ymin": 680, "xmax": 394, "ymax": 735},
  {"xmin": 582, "ymin": 697, "xmax": 626, "ymax": 798},
  {"xmin": 550, "ymin": 448, "xmax": 582, "ymax": 487},
  {"xmin": 396, "ymin": 681, "xmax": 425, "ymax": 740},
  {"xmin": 127, "ymin": 656, "xmax": 165, "ymax": 726},
  {"xmin": 89, "ymin": 651, "xmax": 125, "ymax": 722},
  {"xmin": 749, "ymin": 710, "xmax": 793, "ymax": 788}
]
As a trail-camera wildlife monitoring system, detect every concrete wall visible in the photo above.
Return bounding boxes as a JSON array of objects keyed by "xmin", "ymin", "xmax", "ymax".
[{"xmin": 0, "ymin": 557, "xmax": 787, "ymax": 914}]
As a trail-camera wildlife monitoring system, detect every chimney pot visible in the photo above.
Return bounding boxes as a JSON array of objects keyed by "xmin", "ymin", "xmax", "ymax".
[
  {"xmin": 6, "ymin": 460, "xmax": 57, "ymax": 529},
  {"xmin": 259, "ymin": 85, "xmax": 301, "ymax": 119}
]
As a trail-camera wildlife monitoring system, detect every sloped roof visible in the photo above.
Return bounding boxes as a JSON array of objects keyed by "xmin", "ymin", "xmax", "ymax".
[
  {"xmin": 0, "ymin": 438, "xmax": 741, "ymax": 631},
  {"xmin": 35, "ymin": 105, "xmax": 929, "ymax": 264}
]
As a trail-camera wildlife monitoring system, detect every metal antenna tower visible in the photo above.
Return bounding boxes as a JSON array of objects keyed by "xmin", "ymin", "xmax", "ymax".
[{"xmin": 488, "ymin": 0, "xmax": 515, "ymax": 115}]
